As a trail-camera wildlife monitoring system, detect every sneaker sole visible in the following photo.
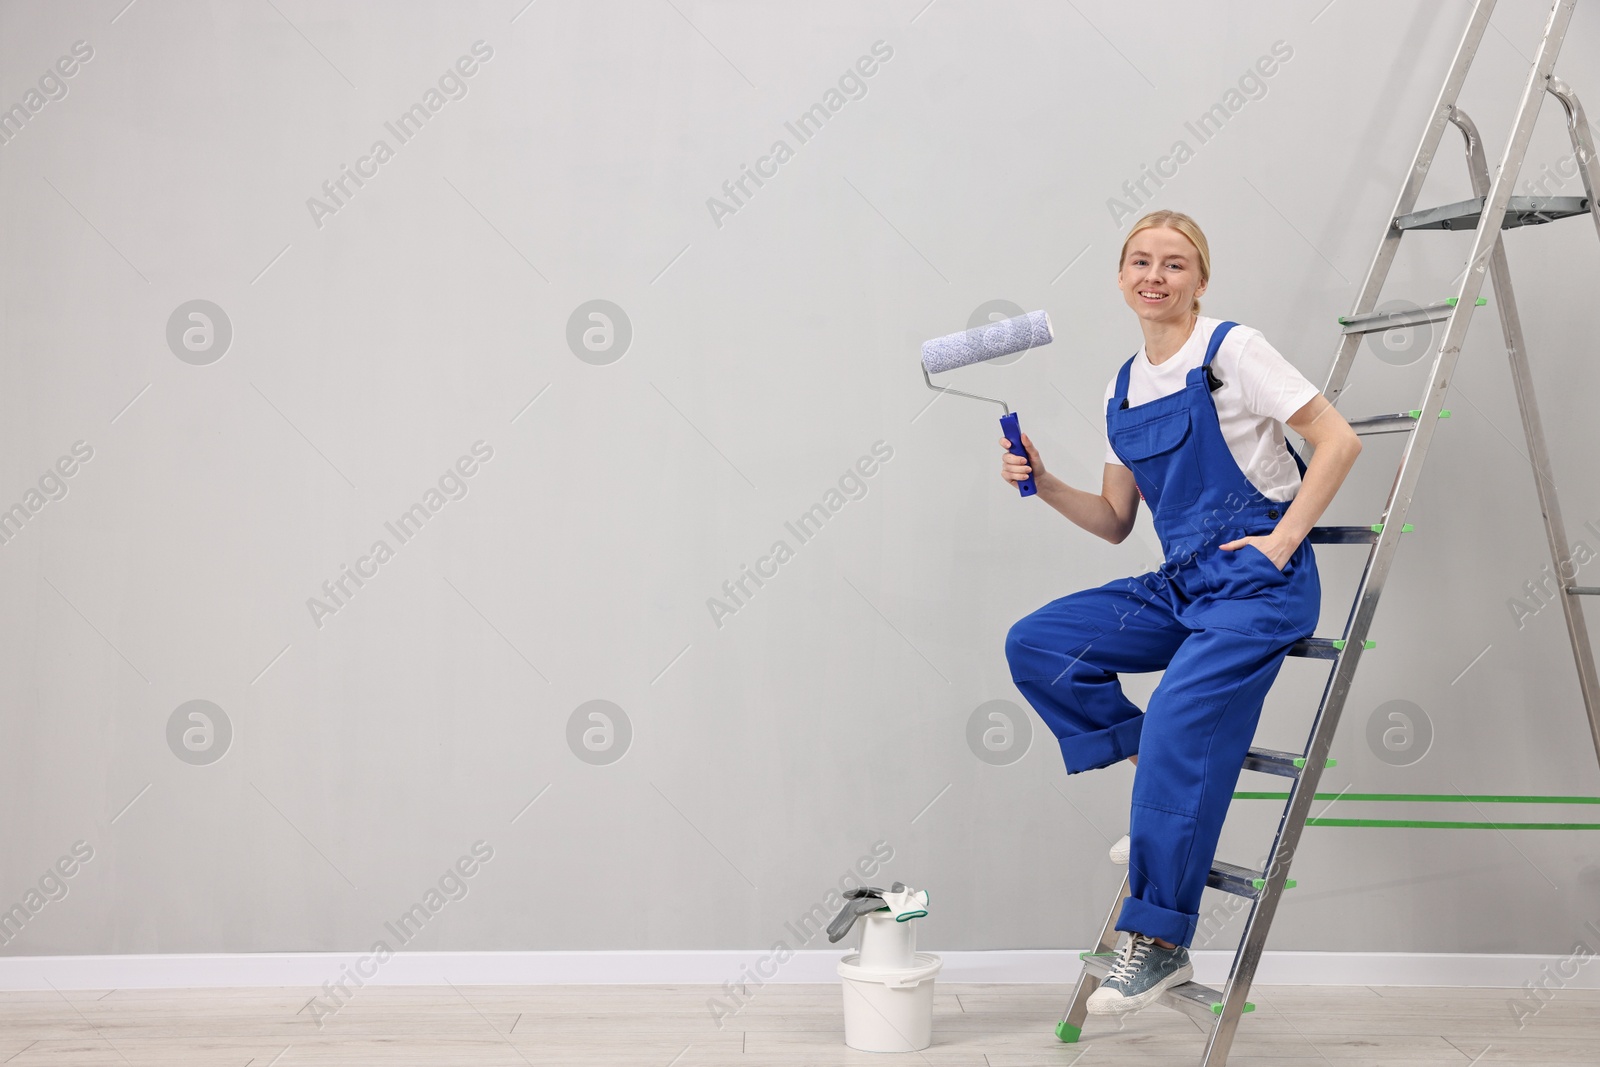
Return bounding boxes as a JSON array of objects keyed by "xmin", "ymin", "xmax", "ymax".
[
  {"xmin": 1109, "ymin": 834, "xmax": 1129, "ymax": 865},
  {"xmin": 1084, "ymin": 961, "xmax": 1194, "ymax": 1015}
]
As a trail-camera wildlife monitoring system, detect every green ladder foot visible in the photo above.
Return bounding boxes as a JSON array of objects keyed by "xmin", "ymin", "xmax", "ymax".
[{"xmin": 1056, "ymin": 1020, "xmax": 1081, "ymax": 1043}]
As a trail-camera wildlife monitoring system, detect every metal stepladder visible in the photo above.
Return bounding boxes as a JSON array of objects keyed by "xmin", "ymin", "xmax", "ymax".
[{"xmin": 1056, "ymin": 1, "xmax": 1600, "ymax": 1063}]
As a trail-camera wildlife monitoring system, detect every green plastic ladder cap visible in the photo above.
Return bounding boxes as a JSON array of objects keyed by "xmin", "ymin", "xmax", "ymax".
[
  {"xmin": 1056, "ymin": 1021, "xmax": 1082, "ymax": 1043},
  {"xmin": 1401, "ymin": 524, "xmax": 1414, "ymax": 532},
  {"xmin": 1476, "ymin": 297, "xmax": 1487, "ymax": 306},
  {"xmin": 1439, "ymin": 409, "xmax": 1451, "ymax": 417},
  {"xmin": 1364, "ymin": 639, "xmax": 1376, "ymax": 649},
  {"xmin": 1210, "ymin": 1002, "xmax": 1256, "ymax": 1014},
  {"xmin": 1338, "ymin": 316, "xmax": 1350, "ymax": 325},
  {"xmin": 1408, "ymin": 409, "xmax": 1422, "ymax": 418},
  {"xmin": 1293, "ymin": 757, "xmax": 1307, "ymax": 768},
  {"xmin": 1327, "ymin": 758, "xmax": 1338, "ymax": 767},
  {"xmin": 1332, "ymin": 639, "xmax": 1346, "ymax": 650},
  {"xmin": 1251, "ymin": 878, "xmax": 1265, "ymax": 889}
]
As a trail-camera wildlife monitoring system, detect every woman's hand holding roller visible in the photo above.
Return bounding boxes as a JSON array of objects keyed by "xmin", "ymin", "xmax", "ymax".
[{"xmin": 1000, "ymin": 432, "xmax": 1045, "ymax": 490}]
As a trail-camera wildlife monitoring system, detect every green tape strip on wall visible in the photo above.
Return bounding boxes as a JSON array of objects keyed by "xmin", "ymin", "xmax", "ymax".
[
  {"xmin": 1234, "ymin": 792, "xmax": 1600, "ymax": 804},
  {"xmin": 1233, "ymin": 792, "xmax": 1600, "ymax": 829}
]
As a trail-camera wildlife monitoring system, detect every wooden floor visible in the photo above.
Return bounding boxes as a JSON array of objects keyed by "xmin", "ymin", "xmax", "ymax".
[{"xmin": 0, "ymin": 982, "xmax": 1593, "ymax": 1065}]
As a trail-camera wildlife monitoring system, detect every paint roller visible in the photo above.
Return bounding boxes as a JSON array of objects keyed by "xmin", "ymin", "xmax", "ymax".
[{"xmin": 920, "ymin": 310, "xmax": 1054, "ymax": 497}]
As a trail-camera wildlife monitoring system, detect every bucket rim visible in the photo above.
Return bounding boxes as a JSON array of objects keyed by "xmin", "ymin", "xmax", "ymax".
[{"xmin": 837, "ymin": 951, "xmax": 942, "ymax": 984}]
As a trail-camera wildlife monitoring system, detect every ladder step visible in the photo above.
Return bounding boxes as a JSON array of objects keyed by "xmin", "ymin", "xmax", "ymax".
[
  {"xmin": 1242, "ymin": 747, "xmax": 1336, "ymax": 777},
  {"xmin": 1242, "ymin": 747, "xmax": 1301, "ymax": 777},
  {"xmin": 1308, "ymin": 523, "xmax": 1414, "ymax": 544},
  {"xmin": 1079, "ymin": 953, "xmax": 1251, "ymax": 1024},
  {"xmin": 1287, "ymin": 637, "xmax": 1374, "ymax": 659},
  {"xmin": 1338, "ymin": 300, "xmax": 1457, "ymax": 335},
  {"xmin": 1207, "ymin": 860, "xmax": 1257, "ymax": 898},
  {"xmin": 1308, "ymin": 526, "xmax": 1377, "ymax": 545},
  {"xmin": 1346, "ymin": 408, "xmax": 1450, "ymax": 436},
  {"xmin": 1288, "ymin": 637, "xmax": 1340, "ymax": 660},
  {"xmin": 1396, "ymin": 194, "xmax": 1591, "ymax": 231},
  {"xmin": 1206, "ymin": 859, "xmax": 1299, "ymax": 899},
  {"xmin": 1347, "ymin": 410, "xmax": 1418, "ymax": 435}
]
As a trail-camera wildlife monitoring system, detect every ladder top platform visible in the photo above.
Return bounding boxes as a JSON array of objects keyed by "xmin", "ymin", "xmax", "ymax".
[{"xmin": 1396, "ymin": 194, "xmax": 1590, "ymax": 230}]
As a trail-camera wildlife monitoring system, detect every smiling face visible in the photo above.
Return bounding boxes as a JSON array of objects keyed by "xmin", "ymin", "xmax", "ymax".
[{"xmin": 1117, "ymin": 226, "xmax": 1208, "ymax": 327}]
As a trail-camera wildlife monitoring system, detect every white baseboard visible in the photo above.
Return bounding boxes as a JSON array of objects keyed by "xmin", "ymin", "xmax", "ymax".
[{"xmin": 0, "ymin": 950, "xmax": 1588, "ymax": 990}]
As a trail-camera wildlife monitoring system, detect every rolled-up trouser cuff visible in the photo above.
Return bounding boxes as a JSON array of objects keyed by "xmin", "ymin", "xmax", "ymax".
[
  {"xmin": 1115, "ymin": 894, "xmax": 1197, "ymax": 947},
  {"xmin": 1059, "ymin": 714, "xmax": 1144, "ymax": 774}
]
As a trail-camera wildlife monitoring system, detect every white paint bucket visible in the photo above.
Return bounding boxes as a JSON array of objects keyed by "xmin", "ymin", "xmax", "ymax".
[{"xmin": 837, "ymin": 951, "xmax": 942, "ymax": 1053}]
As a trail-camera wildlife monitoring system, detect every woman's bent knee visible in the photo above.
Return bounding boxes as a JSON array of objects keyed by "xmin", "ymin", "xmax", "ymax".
[
  {"xmin": 1004, "ymin": 618, "xmax": 1032, "ymax": 675},
  {"xmin": 1006, "ymin": 610, "xmax": 1096, "ymax": 685}
]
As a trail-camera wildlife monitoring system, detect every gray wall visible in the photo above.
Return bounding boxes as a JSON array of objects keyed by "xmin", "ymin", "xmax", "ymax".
[{"xmin": 3, "ymin": 0, "xmax": 1599, "ymax": 960}]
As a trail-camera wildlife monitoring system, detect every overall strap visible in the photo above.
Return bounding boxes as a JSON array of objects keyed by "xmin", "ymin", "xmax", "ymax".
[
  {"xmin": 1201, "ymin": 320, "xmax": 1238, "ymax": 392},
  {"xmin": 1202, "ymin": 320, "xmax": 1239, "ymax": 367},
  {"xmin": 1203, "ymin": 318, "xmax": 1310, "ymax": 480},
  {"xmin": 1113, "ymin": 353, "xmax": 1136, "ymax": 405},
  {"xmin": 1117, "ymin": 320, "xmax": 1240, "ymax": 407},
  {"xmin": 1285, "ymin": 438, "xmax": 1309, "ymax": 478}
]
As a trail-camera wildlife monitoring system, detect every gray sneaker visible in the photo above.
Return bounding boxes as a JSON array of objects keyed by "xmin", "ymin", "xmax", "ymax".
[{"xmin": 1086, "ymin": 933, "xmax": 1193, "ymax": 1015}]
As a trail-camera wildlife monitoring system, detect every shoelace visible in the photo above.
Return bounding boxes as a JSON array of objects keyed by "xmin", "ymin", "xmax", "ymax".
[{"xmin": 1105, "ymin": 934, "xmax": 1155, "ymax": 985}]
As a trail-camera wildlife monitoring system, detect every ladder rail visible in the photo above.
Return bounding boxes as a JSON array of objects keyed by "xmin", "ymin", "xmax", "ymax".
[
  {"xmin": 1447, "ymin": 103, "xmax": 1600, "ymax": 766},
  {"xmin": 1056, "ymin": 874, "xmax": 1131, "ymax": 1040},
  {"xmin": 1201, "ymin": 3, "xmax": 1578, "ymax": 1062},
  {"xmin": 1320, "ymin": 0, "xmax": 1500, "ymax": 411},
  {"xmin": 1543, "ymin": 77, "xmax": 1600, "ymax": 243}
]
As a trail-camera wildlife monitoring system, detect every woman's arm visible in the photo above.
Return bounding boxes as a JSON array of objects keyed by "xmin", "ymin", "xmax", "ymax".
[
  {"xmin": 1000, "ymin": 432, "xmax": 1140, "ymax": 544},
  {"xmin": 1224, "ymin": 394, "xmax": 1362, "ymax": 568}
]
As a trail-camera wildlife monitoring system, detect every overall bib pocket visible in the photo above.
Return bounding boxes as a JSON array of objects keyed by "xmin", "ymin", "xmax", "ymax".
[{"xmin": 1112, "ymin": 407, "xmax": 1201, "ymax": 514}]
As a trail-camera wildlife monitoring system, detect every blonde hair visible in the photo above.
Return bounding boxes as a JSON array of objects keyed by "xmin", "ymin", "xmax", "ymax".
[{"xmin": 1119, "ymin": 210, "xmax": 1211, "ymax": 317}]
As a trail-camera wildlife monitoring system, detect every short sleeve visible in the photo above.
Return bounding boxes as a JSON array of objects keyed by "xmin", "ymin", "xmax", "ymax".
[
  {"xmin": 1103, "ymin": 375, "xmax": 1124, "ymax": 467},
  {"xmin": 1232, "ymin": 329, "xmax": 1321, "ymax": 425}
]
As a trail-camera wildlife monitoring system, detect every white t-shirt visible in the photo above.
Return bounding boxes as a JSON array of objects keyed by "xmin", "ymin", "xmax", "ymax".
[{"xmin": 1103, "ymin": 317, "xmax": 1321, "ymax": 501}]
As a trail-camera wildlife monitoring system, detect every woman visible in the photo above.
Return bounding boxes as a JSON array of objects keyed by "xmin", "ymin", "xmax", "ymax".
[{"xmin": 1000, "ymin": 210, "xmax": 1361, "ymax": 1014}]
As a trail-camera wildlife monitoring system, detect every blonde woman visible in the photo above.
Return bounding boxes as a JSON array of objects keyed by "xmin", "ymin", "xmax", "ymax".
[{"xmin": 1001, "ymin": 210, "xmax": 1361, "ymax": 1013}]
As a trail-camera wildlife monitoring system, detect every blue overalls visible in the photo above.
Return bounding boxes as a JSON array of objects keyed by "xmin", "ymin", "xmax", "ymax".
[{"xmin": 1004, "ymin": 321, "xmax": 1321, "ymax": 947}]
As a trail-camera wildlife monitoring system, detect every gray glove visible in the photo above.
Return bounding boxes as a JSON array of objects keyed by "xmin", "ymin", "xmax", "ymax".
[
  {"xmin": 827, "ymin": 895, "xmax": 887, "ymax": 943},
  {"xmin": 826, "ymin": 882, "xmax": 908, "ymax": 943}
]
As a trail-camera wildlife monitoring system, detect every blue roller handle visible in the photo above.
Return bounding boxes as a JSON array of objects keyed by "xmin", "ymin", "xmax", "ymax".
[{"xmin": 999, "ymin": 412, "xmax": 1036, "ymax": 497}]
